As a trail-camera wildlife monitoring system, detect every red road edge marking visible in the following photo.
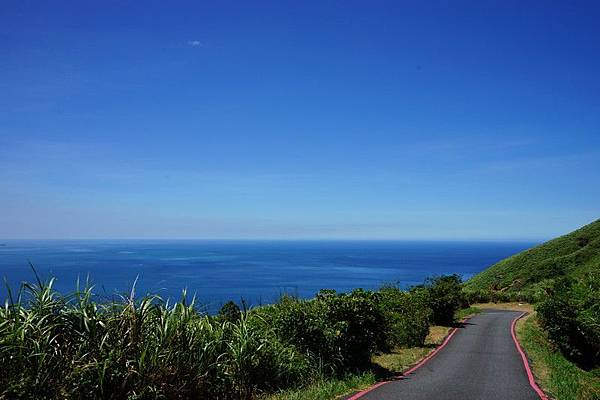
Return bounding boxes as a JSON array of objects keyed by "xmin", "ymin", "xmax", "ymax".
[
  {"xmin": 346, "ymin": 320, "xmax": 464, "ymax": 400},
  {"xmin": 511, "ymin": 312, "xmax": 549, "ymax": 400},
  {"xmin": 349, "ymin": 311, "xmax": 550, "ymax": 400}
]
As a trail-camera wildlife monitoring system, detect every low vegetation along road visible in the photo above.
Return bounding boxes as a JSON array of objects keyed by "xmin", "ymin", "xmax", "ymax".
[{"xmin": 348, "ymin": 310, "xmax": 544, "ymax": 400}]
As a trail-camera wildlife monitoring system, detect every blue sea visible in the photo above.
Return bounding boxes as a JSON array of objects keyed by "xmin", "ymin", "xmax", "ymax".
[{"xmin": 0, "ymin": 240, "xmax": 534, "ymax": 312}]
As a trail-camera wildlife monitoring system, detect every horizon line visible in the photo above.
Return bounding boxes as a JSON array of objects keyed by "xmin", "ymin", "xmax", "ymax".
[{"xmin": 0, "ymin": 237, "xmax": 546, "ymax": 242}]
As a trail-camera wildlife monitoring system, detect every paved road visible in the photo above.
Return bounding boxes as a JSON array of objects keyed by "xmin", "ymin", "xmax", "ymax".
[{"xmin": 353, "ymin": 310, "xmax": 540, "ymax": 400}]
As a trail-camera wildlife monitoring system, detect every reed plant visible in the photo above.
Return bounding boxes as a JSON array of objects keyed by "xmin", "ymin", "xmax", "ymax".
[
  {"xmin": 0, "ymin": 273, "xmax": 462, "ymax": 399},
  {"xmin": 0, "ymin": 278, "xmax": 311, "ymax": 399}
]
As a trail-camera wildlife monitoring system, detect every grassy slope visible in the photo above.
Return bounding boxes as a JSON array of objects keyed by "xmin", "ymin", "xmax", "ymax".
[
  {"xmin": 517, "ymin": 314, "xmax": 600, "ymax": 400},
  {"xmin": 465, "ymin": 219, "xmax": 600, "ymax": 293}
]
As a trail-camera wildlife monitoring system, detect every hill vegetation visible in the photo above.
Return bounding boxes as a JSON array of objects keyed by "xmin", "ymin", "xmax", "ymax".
[{"xmin": 465, "ymin": 218, "xmax": 600, "ymax": 301}]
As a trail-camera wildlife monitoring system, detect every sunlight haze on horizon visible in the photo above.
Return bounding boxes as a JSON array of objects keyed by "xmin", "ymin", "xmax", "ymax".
[{"xmin": 1, "ymin": 1, "xmax": 600, "ymax": 240}]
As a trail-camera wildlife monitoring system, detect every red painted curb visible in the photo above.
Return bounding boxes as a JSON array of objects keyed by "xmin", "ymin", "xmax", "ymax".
[
  {"xmin": 346, "ymin": 319, "xmax": 466, "ymax": 400},
  {"xmin": 348, "ymin": 311, "xmax": 551, "ymax": 400},
  {"xmin": 511, "ymin": 312, "xmax": 549, "ymax": 400}
]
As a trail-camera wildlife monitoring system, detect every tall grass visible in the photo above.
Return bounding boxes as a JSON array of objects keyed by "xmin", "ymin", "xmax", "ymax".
[
  {"xmin": 0, "ymin": 274, "xmax": 464, "ymax": 399},
  {"xmin": 0, "ymin": 278, "xmax": 310, "ymax": 399}
]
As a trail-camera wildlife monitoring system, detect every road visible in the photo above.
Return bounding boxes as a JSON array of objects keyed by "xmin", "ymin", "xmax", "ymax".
[{"xmin": 349, "ymin": 310, "xmax": 542, "ymax": 400}]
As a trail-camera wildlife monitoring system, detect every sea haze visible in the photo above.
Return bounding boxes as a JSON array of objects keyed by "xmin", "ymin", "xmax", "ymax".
[{"xmin": 0, "ymin": 240, "xmax": 535, "ymax": 312}]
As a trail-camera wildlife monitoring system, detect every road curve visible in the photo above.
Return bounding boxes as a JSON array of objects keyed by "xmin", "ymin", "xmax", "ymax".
[{"xmin": 349, "ymin": 310, "xmax": 542, "ymax": 400}]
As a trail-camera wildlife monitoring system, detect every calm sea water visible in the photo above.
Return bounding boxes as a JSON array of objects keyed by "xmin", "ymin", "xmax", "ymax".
[{"xmin": 0, "ymin": 240, "xmax": 534, "ymax": 312}]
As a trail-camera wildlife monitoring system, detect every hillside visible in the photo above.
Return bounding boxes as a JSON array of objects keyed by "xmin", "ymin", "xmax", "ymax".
[{"xmin": 465, "ymin": 219, "xmax": 600, "ymax": 294}]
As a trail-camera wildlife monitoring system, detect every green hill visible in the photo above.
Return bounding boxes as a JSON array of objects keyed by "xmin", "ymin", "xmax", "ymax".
[{"xmin": 465, "ymin": 219, "xmax": 600, "ymax": 295}]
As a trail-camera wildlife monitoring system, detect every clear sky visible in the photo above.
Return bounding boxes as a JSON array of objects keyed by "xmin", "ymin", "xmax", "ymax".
[{"xmin": 1, "ymin": 1, "xmax": 599, "ymax": 240}]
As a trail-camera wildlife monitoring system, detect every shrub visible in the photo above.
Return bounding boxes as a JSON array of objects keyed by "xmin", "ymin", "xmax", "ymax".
[
  {"xmin": 536, "ymin": 273, "xmax": 600, "ymax": 369},
  {"xmin": 378, "ymin": 285, "xmax": 431, "ymax": 347},
  {"xmin": 317, "ymin": 288, "xmax": 387, "ymax": 369},
  {"xmin": 415, "ymin": 274, "xmax": 465, "ymax": 326},
  {"xmin": 265, "ymin": 289, "xmax": 387, "ymax": 372},
  {"xmin": 260, "ymin": 295, "xmax": 342, "ymax": 372},
  {"xmin": 219, "ymin": 300, "xmax": 242, "ymax": 322}
]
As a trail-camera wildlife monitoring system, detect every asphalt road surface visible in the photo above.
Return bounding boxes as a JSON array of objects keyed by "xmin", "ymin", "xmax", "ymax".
[{"xmin": 351, "ymin": 310, "xmax": 541, "ymax": 400}]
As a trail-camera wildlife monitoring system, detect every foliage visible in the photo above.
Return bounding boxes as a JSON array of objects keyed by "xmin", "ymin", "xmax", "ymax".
[
  {"xmin": 0, "ymin": 280, "xmax": 308, "ymax": 400},
  {"xmin": 517, "ymin": 314, "xmax": 600, "ymax": 400},
  {"xmin": 462, "ymin": 287, "xmax": 546, "ymax": 305},
  {"xmin": 0, "ymin": 274, "xmax": 467, "ymax": 399},
  {"xmin": 258, "ymin": 295, "xmax": 342, "ymax": 372},
  {"xmin": 465, "ymin": 218, "xmax": 600, "ymax": 295},
  {"xmin": 316, "ymin": 288, "xmax": 387, "ymax": 369},
  {"xmin": 415, "ymin": 274, "xmax": 465, "ymax": 326},
  {"xmin": 219, "ymin": 300, "xmax": 242, "ymax": 322},
  {"xmin": 261, "ymin": 289, "xmax": 387, "ymax": 372},
  {"xmin": 535, "ymin": 273, "xmax": 600, "ymax": 369},
  {"xmin": 378, "ymin": 285, "xmax": 431, "ymax": 347}
]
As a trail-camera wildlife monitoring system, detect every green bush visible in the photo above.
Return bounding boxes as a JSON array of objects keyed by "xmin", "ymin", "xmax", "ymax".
[
  {"xmin": 259, "ymin": 295, "xmax": 342, "ymax": 372},
  {"xmin": 536, "ymin": 273, "xmax": 600, "ymax": 369},
  {"xmin": 219, "ymin": 300, "xmax": 242, "ymax": 322},
  {"xmin": 264, "ymin": 289, "xmax": 387, "ymax": 372},
  {"xmin": 317, "ymin": 288, "xmax": 387, "ymax": 369},
  {"xmin": 378, "ymin": 285, "xmax": 431, "ymax": 347},
  {"xmin": 415, "ymin": 274, "xmax": 465, "ymax": 326}
]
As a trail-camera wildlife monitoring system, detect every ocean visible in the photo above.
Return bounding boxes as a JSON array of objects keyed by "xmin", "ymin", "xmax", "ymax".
[{"xmin": 0, "ymin": 240, "xmax": 534, "ymax": 312}]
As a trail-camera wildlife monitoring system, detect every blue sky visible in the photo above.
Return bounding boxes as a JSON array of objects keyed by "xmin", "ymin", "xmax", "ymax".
[{"xmin": 1, "ymin": 1, "xmax": 599, "ymax": 240}]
